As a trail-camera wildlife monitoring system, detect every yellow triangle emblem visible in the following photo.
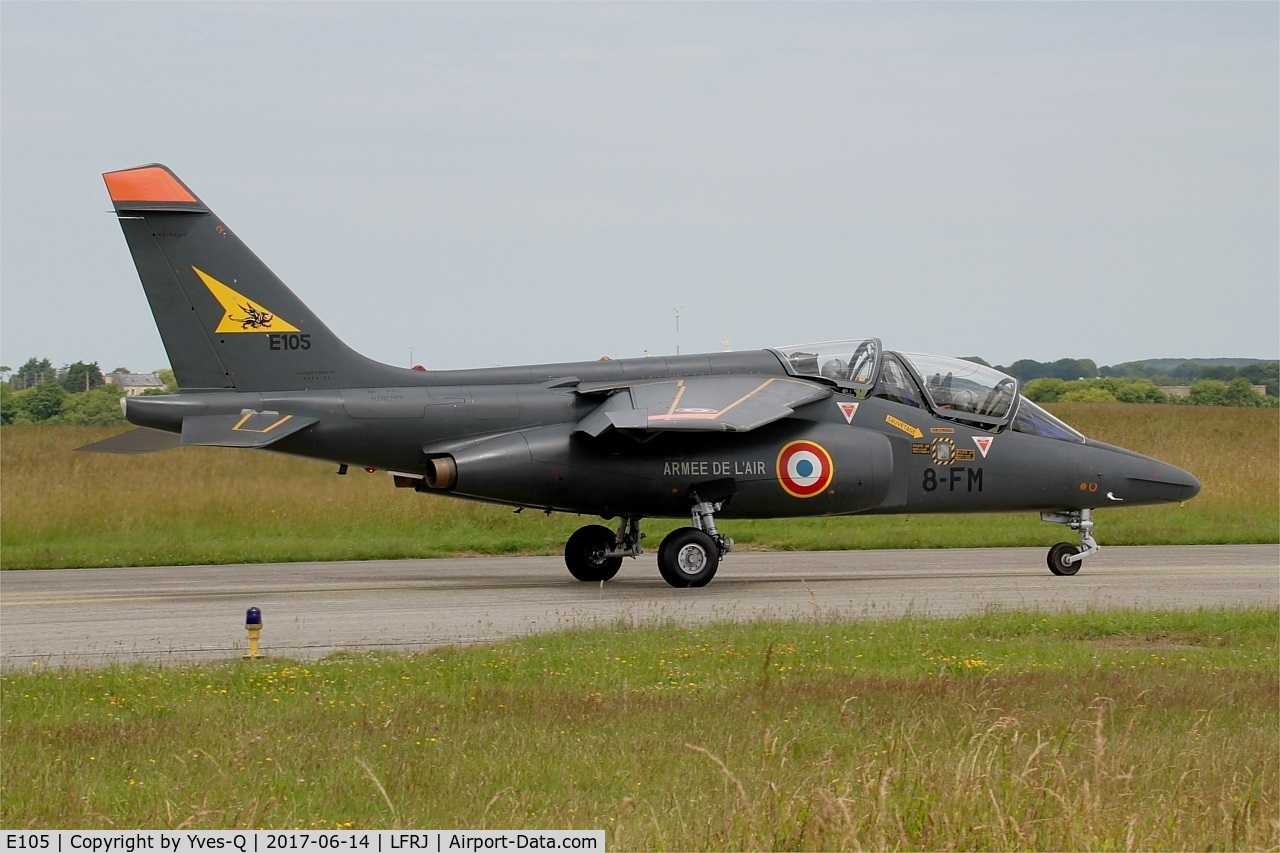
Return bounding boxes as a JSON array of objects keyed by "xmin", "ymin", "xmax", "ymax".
[{"xmin": 194, "ymin": 267, "xmax": 299, "ymax": 333}]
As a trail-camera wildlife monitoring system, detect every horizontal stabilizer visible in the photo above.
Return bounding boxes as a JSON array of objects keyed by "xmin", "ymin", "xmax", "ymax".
[
  {"xmin": 181, "ymin": 411, "xmax": 318, "ymax": 448},
  {"xmin": 76, "ymin": 427, "xmax": 182, "ymax": 455},
  {"xmin": 577, "ymin": 375, "xmax": 829, "ymax": 436}
]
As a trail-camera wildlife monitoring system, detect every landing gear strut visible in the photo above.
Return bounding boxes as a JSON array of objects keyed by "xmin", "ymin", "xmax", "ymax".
[
  {"xmin": 657, "ymin": 492, "xmax": 734, "ymax": 588},
  {"xmin": 1041, "ymin": 508, "xmax": 1099, "ymax": 576}
]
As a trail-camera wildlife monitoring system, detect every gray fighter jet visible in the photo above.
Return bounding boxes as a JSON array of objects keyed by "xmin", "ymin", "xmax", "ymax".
[{"xmin": 85, "ymin": 164, "xmax": 1201, "ymax": 587}]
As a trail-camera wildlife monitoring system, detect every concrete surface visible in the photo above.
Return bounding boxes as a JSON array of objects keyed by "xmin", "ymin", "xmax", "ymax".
[{"xmin": 1, "ymin": 545, "xmax": 1275, "ymax": 668}]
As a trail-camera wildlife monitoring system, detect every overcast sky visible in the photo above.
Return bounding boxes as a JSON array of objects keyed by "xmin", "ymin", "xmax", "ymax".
[{"xmin": 2, "ymin": 2, "xmax": 1276, "ymax": 375}]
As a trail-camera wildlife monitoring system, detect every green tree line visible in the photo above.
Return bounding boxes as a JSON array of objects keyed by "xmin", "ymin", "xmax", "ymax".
[
  {"xmin": 991, "ymin": 356, "xmax": 1278, "ymax": 397},
  {"xmin": 2, "ymin": 353, "xmax": 1276, "ymax": 427},
  {"xmin": 1022, "ymin": 376, "xmax": 1276, "ymax": 407},
  {"xmin": 1, "ymin": 358, "xmax": 176, "ymax": 426}
]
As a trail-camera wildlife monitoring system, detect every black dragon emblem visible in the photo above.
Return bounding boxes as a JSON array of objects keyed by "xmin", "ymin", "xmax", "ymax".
[{"xmin": 229, "ymin": 303, "xmax": 274, "ymax": 330}]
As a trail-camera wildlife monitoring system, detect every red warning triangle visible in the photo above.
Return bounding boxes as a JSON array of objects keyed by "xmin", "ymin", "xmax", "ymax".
[
  {"xmin": 838, "ymin": 402, "xmax": 859, "ymax": 424},
  {"xmin": 973, "ymin": 436, "xmax": 994, "ymax": 458}
]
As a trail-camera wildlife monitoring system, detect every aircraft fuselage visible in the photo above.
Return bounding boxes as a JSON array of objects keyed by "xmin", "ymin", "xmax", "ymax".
[{"xmin": 123, "ymin": 349, "xmax": 1198, "ymax": 522}]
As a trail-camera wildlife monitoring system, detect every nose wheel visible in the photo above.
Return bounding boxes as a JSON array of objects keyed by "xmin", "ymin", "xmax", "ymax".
[
  {"xmin": 1041, "ymin": 508, "xmax": 1099, "ymax": 576},
  {"xmin": 1047, "ymin": 541, "xmax": 1083, "ymax": 576}
]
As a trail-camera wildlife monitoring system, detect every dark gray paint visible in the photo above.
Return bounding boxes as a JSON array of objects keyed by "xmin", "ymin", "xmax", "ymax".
[{"xmin": 91, "ymin": 165, "xmax": 1203, "ymax": 585}]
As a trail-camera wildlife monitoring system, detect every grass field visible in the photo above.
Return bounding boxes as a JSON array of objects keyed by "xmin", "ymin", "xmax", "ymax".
[
  {"xmin": 1, "ymin": 607, "xmax": 1275, "ymax": 848},
  {"xmin": 1, "ymin": 404, "xmax": 1276, "ymax": 569}
]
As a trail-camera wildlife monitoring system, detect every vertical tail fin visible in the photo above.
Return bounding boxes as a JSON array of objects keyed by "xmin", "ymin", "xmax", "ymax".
[{"xmin": 104, "ymin": 164, "xmax": 403, "ymax": 392}]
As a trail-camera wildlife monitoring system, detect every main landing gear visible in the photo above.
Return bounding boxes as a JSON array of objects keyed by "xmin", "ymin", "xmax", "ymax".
[
  {"xmin": 658, "ymin": 494, "xmax": 734, "ymax": 588},
  {"xmin": 1041, "ymin": 508, "xmax": 1100, "ymax": 576},
  {"xmin": 563, "ymin": 490, "xmax": 735, "ymax": 588},
  {"xmin": 564, "ymin": 516, "xmax": 642, "ymax": 582}
]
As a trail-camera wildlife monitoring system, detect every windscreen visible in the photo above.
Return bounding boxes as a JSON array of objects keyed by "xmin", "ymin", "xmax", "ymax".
[{"xmin": 1011, "ymin": 397, "xmax": 1086, "ymax": 442}]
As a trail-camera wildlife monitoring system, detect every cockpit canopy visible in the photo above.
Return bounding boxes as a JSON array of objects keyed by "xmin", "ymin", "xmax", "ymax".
[
  {"xmin": 774, "ymin": 339, "xmax": 883, "ymax": 394},
  {"xmin": 899, "ymin": 351, "xmax": 1016, "ymax": 427},
  {"xmin": 772, "ymin": 339, "xmax": 1085, "ymax": 442}
]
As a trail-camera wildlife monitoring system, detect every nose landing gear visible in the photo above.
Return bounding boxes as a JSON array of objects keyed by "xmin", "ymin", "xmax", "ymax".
[{"xmin": 1041, "ymin": 508, "xmax": 1100, "ymax": 576}]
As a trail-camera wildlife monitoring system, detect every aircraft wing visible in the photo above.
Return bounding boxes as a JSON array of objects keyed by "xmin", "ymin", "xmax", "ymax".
[{"xmin": 575, "ymin": 375, "xmax": 830, "ymax": 436}]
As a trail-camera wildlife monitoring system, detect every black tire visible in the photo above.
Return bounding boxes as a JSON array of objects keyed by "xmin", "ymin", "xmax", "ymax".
[
  {"xmin": 1047, "ymin": 542, "xmax": 1082, "ymax": 576},
  {"xmin": 564, "ymin": 525, "xmax": 622, "ymax": 582},
  {"xmin": 658, "ymin": 527, "xmax": 720, "ymax": 588}
]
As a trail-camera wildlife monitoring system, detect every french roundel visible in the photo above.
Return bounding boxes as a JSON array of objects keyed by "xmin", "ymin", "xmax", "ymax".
[{"xmin": 776, "ymin": 440, "xmax": 835, "ymax": 498}]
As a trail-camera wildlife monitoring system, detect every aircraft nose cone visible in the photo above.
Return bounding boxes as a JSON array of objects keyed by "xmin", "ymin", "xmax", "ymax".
[
  {"xmin": 1174, "ymin": 465, "xmax": 1201, "ymax": 501},
  {"xmin": 1125, "ymin": 458, "xmax": 1201, "ymax": 504}
]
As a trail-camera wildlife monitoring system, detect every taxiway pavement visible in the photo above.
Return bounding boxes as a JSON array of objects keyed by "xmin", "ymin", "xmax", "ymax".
[{"xmin": 1, "ymin": 545, "xmax": 1275, "ymax": 668}]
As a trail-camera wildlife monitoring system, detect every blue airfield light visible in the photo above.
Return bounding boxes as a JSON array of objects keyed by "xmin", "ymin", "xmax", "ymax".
[{"xmin": 244, "ymin": 607, "xmax": 264, "ymax": 659}]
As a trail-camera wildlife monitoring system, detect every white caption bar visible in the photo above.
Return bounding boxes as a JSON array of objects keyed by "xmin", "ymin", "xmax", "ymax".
[{"xmin": 1, "ymin": 832, "xmax": 604, "ymax": 853}]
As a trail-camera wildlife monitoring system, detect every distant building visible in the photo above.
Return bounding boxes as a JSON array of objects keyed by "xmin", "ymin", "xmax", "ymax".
[{"xmin": 108, "ymin": 373, "xmax": 166, "ymax": 396}]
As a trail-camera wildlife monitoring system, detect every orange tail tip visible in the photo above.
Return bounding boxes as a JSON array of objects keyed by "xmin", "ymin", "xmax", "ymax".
[{"xmin": 103, "ymin": 164, "xmax": 198, "ymax": 204}]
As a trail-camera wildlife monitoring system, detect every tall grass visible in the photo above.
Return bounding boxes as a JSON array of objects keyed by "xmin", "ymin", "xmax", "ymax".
[
  {"xmin": 1, "ymin": 608, "xmax": 1275, "ymax": 849},
  {"xmin": 1, "ymin": 405, "xmax": 1276, "ymax": 569}
]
